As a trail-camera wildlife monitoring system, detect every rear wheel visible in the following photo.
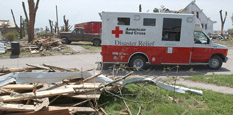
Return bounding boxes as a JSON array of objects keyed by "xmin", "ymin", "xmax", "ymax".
[
  {"xmin": 93, "ymin": 39, "xmax": 101, "ymax": 46},
  {"xmin": 129, "ymin": 56, "xmax": 146, "ymax": 70},
  {"xmin": 61, "ymin": 37, "xmax": 71, "ymax": 44},
  {"xmin": 208, "ymin": 56, "xmax": 222, "ymax": 70}
]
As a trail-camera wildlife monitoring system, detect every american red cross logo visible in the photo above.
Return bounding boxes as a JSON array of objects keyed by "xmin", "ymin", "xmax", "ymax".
[{"xmin": 112, "ymin": 26, "xmax": 123, "ymax": 38}]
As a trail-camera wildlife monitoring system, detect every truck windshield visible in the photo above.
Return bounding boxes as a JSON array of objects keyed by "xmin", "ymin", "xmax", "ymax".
[{"xmin": 194, "ymin": 31, "xmax": 209, "ymax": 44}]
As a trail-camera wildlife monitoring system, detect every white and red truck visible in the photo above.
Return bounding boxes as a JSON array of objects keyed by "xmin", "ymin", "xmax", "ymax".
[{"xmin": 100, "ymin": 12, "xmax": 228, "ymax": 70}]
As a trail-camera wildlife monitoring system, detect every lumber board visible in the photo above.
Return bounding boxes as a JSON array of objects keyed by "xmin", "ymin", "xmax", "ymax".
[
  {"xmin": 67, "ymin": 94, "xmax": 101, "ymax": 100},
  {"xmin": 65, "ymin": 83, "xmax": 102, "ymax": 89},
  {"xmin": 0, "ymin": 103, "xmax": 35, "ymax": 112},
  {"xmin": 0, "ymin": 88, "xmax": 75, "ymax": 102},
  {"xmin": 2, "ymin": 84, "xmax": 41, "ymax": 91},
  {"xmin": 48, "ymin": 106, "xmax": 96, "ymax": 113}
]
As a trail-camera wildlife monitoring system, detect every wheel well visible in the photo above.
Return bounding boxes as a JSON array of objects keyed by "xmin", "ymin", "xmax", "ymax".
[
  {"xmin": 129, "ymin": 53, "xmax": 149, "ymax": 63},
  {"xmin": 93, "ymin": 38, "xmax": 101, "ymax": 42},
  {"xmin": 211, "ymin": 53, "xmax": 225, "ymax": 61},
  {"xmin": 61, "ymin": 36, "xmax": 68, "ymax": 39}
]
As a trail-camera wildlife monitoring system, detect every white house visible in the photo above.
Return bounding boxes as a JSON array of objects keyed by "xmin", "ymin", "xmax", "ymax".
[
  {"xmin": 178, "ymin": 1, "xmax": 216, "ymax": 34},
  {"xmin": 160, "ymin": 1, "xmax": 216, "ymax": 34}
]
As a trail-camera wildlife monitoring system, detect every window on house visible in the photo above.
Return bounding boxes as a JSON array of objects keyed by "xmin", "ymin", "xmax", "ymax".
[
  {"xmin": 205, "ymin": 24, "xmax": 207, "ymax": 30},
  {"xmin": 117, "ymin": 17, "xmax": 130, "ymax": 25},
  {"xmin": 196, "ymin": 12, "xmax": 199, "ymax": 19},
  {"xmin": 162, "ymin": 18, "xmax": 182, "ymax": 41},
  {"xmin": 143, "ymin": 18, "xmax": 156, "ymax": 26},
  {"xmin": 191, "ymin": 11, "xmax": 195, "ymax": 14},
  {"xmin": 201, "ymin": 23, "xmax": 204, "ymax": 29}
]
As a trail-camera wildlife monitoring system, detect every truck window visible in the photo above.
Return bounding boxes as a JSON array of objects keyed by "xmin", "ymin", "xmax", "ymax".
[
  {"xmin": 162, "ymin": 18, "xmax": 182, "ymax": 41},
  {"xmin": 194, "ymin": 31, "xmax": 209, "ymax": 44},
  {"xmin": 117, "ymin": 17, "xmax": 130, "ymax": 25},
  {"xmin": 143, "ymin": 18, "xmax": 156, "ymax": 26}
]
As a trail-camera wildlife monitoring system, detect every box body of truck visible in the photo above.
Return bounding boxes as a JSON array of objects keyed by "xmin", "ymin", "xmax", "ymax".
[
  {"xmin": 75, "ymin": 21, "xmax": 102, "ymax": 34},
  {"xmin": 101, "ymin": 12, "xmax": 228, "ymax": 70}
]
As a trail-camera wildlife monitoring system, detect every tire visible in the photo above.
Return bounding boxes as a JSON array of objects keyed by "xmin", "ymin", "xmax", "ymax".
[
  {"xmin": 61, "ymin": 37, "xmax": 71, "ymax": 44},
  {"xmin": 93, "ymin": 39, "xmax": 101, "ymax": 46},
  {"xmin": 208, "ymin": 56, "xmax": 223, "ymax": 70},
  {"xmin": 129, "ymin": 56, "xmax": 146, "ymax": 70}
]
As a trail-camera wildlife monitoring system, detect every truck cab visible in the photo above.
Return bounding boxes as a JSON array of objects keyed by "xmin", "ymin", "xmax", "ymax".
[
  {"xmin": 101, "ymin": 12, "xmax": 228, "ymax": 70},
  {"xmin": 59, "ymin": 28, "xmax": 101, "ymax": 46}
]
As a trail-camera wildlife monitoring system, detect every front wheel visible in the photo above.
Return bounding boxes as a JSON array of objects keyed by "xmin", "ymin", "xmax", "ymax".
[
  {"xmin": 208, "ymin": 56, "xmax": 222, "ymax": 70},
  {"xmin": 93, "ymin": 39, "xmax": 101, "ymax": 46},
  {"xmin": 61, "ymin": 37, "xmax": 71, "ymax": 44},
  {"xmin": 129, "ymin": 56, "xmax": 146, "ymax": 70}
]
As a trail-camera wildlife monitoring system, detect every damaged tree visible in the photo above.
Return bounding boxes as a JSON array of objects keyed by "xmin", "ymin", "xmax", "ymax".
[
  {"xmin": 63, "ymin": 15, "xmax": 72, "ymax": 32},
  {"xmin": 10, "ymin": 9, "xmax": 25, "ymax": 39},
  {"xmin": 219, "ymin": 10, "xmax": 227, "ymax": 36},
  {"xmin": 49, "ymin": 20, "xmax": 54, "ymax": 34},
  {"xmin": 22, "ymin": 0, "xmax": 40, "ymax": 43},
  {"xmin": 139, "ymin": 4, "xmax": 142, "ymax": 12}
]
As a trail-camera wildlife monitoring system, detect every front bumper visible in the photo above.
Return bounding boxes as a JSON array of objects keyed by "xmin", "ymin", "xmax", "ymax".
[{"xmin": 224, "ymin": 56, "xmax": 228, "ymax": 62}]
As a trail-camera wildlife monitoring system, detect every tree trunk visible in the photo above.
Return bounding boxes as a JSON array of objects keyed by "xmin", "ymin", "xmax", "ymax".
[
  {"xmin": 219, "ymin": 10, "xmax": 227, "ymax": 36},
  {"xmin": 22, "ymin": 0, "xmax": 40, "ymax": 43},
  {"xmin": 49, "ymin": 20, "xmax": 53, "ymax": 34}
]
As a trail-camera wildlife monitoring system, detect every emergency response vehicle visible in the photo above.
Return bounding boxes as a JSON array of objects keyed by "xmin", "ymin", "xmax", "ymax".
[{"xmin": 101, "ymin": 12, "xmax": 228, "ymax": 70}]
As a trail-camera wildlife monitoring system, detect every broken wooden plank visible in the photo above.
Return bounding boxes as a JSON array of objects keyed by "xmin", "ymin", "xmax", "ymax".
[
  {"xmin": 2, "ymin": 84, "xmax": 42, "ymax": 91},
  {"xmin": 0, "ymin": 67, "xmax": 34, "ymax": 73},
  {"xmin": 26, "ymin": 64, "xmax": 51, "ymax": 70},
  {"xmin": 48, "ymin": 106, "xmax": 96, "ymax": 113},
  {"xmin": 76, "ymin": 73, "xmax": 102, "ymax": 84},
  {"xmin": 42, "ymin": 64, "xmax": 77, "ymax": 72},
  {"xmin": 0, "ymin": 88, "xmax": 75, "ymax": 102},
  {"xmin": 66, "ymin": 94, "xmax": 101, "ymax": 100},
  {"xmin": 0, "ymin": 103, "xmax": 35, "ymax": 112},
  {"xmin": 7, "ymin": 109, "xmax": 71, "ymax": 115},
  {"xmin": 65, "ymin": 83, "xmax": 102, "ymax": 89}
]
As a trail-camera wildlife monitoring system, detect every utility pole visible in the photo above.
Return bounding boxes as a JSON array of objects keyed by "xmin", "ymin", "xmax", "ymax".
[{"xmin": 56, "ymin": 5, "xmax": 59, "ymax": 34}]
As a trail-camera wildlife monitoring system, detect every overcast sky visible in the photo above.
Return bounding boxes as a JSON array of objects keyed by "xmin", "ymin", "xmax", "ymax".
[{"xmin": 0, "ymin": 0, "xmax": 232, "ymax": 30}]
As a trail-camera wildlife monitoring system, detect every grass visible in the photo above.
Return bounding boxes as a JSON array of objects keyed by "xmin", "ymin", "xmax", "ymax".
[
  {"xmin": 72, "ymin": 41, "xmax": 101, "ymax": 51},
  {"xmin": 99, "ymin": 83, "xmax": 233, "ymax": 115},
  {"xmin": 213, "ymin": 36, "xmax": 233, "ymax": 46},
  {"xmin": 184, "ymin": 74, "xmax": 233, "ymax": 88}
]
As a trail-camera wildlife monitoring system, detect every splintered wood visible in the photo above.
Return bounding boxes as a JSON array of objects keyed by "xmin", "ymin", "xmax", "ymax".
[{"xmin": 0, "ymin": 64, "xmax": 130, "ymax": 114}]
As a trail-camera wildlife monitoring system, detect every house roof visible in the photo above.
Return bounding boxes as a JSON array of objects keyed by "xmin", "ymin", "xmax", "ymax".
[
  {"xmin": 181, "ymin": 1, "xmax": 215, "ymax": 23},
  {"xmin": 0, "ymin": 20, "xmax": 16, "ymax": 28}
]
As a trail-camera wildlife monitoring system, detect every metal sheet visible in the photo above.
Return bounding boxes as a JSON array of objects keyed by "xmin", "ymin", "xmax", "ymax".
[{"xmin": 122, "ymin": 77, "xmax": 203, "ymax": 95}]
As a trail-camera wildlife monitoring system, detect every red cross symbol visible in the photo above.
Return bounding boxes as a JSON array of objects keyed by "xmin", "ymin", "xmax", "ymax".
[{"xmin": 112, "ymin": 26, "xmax": 123, "ymax": 38}]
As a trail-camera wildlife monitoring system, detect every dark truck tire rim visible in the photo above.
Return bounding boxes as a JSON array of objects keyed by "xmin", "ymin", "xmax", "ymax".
[
  {"xmin": 93, "ymin": 39, "xmax": 101, "ymax": 46},
  {"xmin": 208, "ymin": 56, "xmax": 222, "ymax": 70},
  {"xmin": 130, "ymin": 56, "xmax": 146, "ymax": 70}
]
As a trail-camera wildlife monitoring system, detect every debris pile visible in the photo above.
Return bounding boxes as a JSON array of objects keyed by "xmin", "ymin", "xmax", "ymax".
[
  {"xmin": 0, "ymin": 64, "xmax": 203, "ymax": 114},
  {"xmin": 32, "ymin": 37, "xmax": 62, "ymax": 51},
  {"xmin": 0, "ymin": 64, "xmax": 123, "ymax": 115}
]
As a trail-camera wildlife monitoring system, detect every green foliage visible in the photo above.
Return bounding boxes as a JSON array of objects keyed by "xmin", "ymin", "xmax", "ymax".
[
  {"xmin": 185, "ymin": 74, "xmax": 233, "ymax": 88},
  {"xmin": 153, "ymin": 8, "xmax": 159, "ymax": 13},
  {"xmin": 100, "ymin": 83, "xmax": 233, "ymax": 114},
  {"xmin": 3, "ymin": 30, "xmax": 19, "ymax": 41}
]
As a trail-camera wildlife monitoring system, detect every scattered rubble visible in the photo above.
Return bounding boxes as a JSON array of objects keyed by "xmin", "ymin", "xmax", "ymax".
[{"xmin": 0, "ymin": 64, "xmax": 203, "ymax": 114}]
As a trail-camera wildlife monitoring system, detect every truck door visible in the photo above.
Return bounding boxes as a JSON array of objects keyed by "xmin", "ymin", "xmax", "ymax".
[
  {"xmin": 70, "ymin": 28, "xmax": 83, "ymax": 41},
  {"xmin": 191, "ymin": 31, "xmax": 211, "ymax": 62},
  {"xmin": 161, "ymin": 18, "xmax": 191, "ymax": 64}
]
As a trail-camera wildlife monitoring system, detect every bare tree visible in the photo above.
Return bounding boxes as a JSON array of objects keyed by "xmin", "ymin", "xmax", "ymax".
[
  {"xmin": 63, "ymin": 15, "xmax": 72, "ymax": 32},
  {"xmin": 49, "ymin": 20, "xmax": 54, "ymax": 34},
  {"xmin": 10, "ymin": 9, "xmax": 24, "ymax": 39},
  {"xmin": 139, "ymin": 4, "xmax": 142, "ymax": 12},
  {"xmin": 219, "ymin": 10, "xmax": 227, "ymax": 36},
  {"xmin": 22, "ymin": 0, "xmax": 40, "ymax": 43},
  {"xmin": 10, "ymin": 9, "xmax": 20, "ymax": 33}
]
